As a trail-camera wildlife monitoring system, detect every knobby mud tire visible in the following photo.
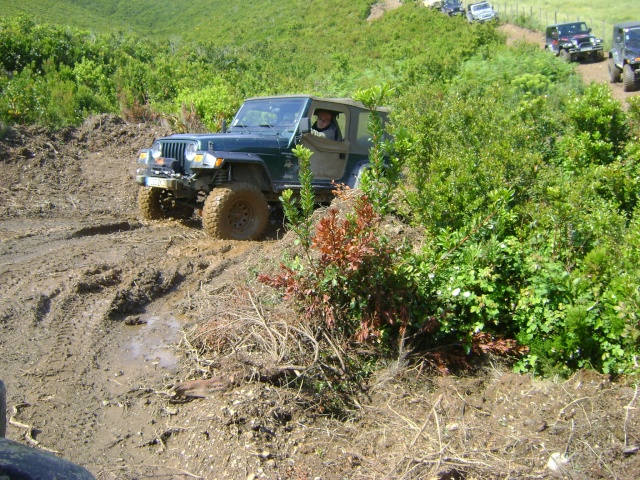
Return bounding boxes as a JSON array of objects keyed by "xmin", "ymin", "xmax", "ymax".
[
  {"xmin": 202, "ymin": 182, "xmax": 269, "ymax": 240},
  {"xmin": 608, "ymin": 58, "xmax": 622, "ymax": 83},
  {"xmin": 623, "ymin": 64, "xmax": 639, "ymax": 92},
  {"xmin": 138, "ymin": 186, "xmax": 193, "ymax": 221},
  {"xmin": 560, "ymin": 49, "xmax": 572, "ymax": 62}
]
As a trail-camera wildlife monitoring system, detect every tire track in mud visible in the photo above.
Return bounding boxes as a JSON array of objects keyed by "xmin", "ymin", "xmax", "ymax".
[
  {"xmin": 0, "ymin": 219, "xmax": 195, "ymax": 458},
  {"xmin": 29, "ymin": 266, "xmax": 121, "ymax": 378}
]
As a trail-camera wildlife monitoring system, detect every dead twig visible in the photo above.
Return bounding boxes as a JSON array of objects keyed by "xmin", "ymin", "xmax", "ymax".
[
  {"xmin": 556, "ymin": 395, "xmax": 590, "ymax": 421},
  {"xmin": 410, "ymin": 394, "xmax": 443, "ymax": 447},
  {"xmin": 8, "ymin": 403, "xmax": 60, "ymax": 454},
  {"xmin": 322, "ymin": 329, "xmax": 347, "ymax": 374},
  {"xmin": 624, "ymin": 383, "xmax": 639, "ymax": 447}
]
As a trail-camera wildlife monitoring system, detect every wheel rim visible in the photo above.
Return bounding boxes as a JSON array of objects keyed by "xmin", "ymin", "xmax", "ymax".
[{"xmin": 227, "ymin": 200, "xmax": 252, "ymax": 232}]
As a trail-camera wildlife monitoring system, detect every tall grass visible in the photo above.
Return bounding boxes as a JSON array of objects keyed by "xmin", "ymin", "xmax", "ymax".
[{"xmin": 494, "ymin": 0, "xmax": 637, "ymax": 25}]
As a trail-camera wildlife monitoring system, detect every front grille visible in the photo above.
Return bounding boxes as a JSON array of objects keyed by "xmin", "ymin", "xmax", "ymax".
[{"xmin": 161, "ymin": 141, "xmax": 188, "ymax": 161}]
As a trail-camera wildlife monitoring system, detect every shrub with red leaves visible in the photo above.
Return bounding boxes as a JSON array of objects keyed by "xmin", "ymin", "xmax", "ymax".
[{"xmin": 259, "ymin": 195, "xmax": 416, "ymax": 345}]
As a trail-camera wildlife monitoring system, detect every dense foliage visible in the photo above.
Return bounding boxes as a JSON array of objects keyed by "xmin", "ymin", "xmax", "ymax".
[
  {"xmin": 0, "ymin": 4, "xmax": 497, "ymax": 128},
  {"xmin": 1, "ymin": 2, "xmax": 639, "ymax": 377}
]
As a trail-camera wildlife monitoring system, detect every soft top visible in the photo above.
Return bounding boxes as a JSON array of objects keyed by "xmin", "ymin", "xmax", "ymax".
[
  {"xmin": 547, "ymin": 21, "xmax": 588, "ymax": 28},
  {"xmin": 243, "ymin": 94, "xmax": 390, "ymax": 113},
  {"xmin": 614, "ymin": 21, "xmax": 640, "ymax": 30}
]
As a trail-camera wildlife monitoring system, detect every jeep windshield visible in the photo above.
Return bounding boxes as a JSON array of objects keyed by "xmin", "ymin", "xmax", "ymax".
[
  {"xmin": 444, "ymin": 0, "xmax": 462, "ymax": 7},
  {"xmin": 558, "ymin": 22, "xmax": 589, "ymax": 36},
  {"xmin": 228, "ymin": 97, "xmax": 307, "ymax": 139},
  {"xmin": 471, "ymin": 2, "xmax": 491, "ymax": 12},
  {"xmin": 625, "ymin": 27, "xmax": 640, "ymax": 46}
]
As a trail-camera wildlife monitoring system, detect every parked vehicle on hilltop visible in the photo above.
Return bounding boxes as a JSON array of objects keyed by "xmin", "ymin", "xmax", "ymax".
[
  {"xmin": 135, "ymin": 95, "xmax": 390, "ymax": 240},
  {"xmin": 466, "ymin": 2, "xmax": 498, "ymax": 23},
  {"xmin": 441, "ymin": 0, "xmax": 463, "ymax": 16},
  {"xmin": 608, "ymin": 21, "xmax": 640, "ymax": 92},
  {"xmin": 544, "ymin": 21, "xmax": 604, "ymax": 63}
]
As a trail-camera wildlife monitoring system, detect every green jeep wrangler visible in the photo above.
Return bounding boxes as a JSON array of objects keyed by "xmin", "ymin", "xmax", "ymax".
[{"xmin": 135, "ymin": 95, "xmax": 389, "ymax": 240}]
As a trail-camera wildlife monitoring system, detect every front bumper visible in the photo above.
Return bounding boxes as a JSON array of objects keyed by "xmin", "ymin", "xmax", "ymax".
[
  {"xmin": 472, "ymin": 14, "xmax": 497, "ymax": 22},
  {"xmin": 136, "ymin": 175, "xmax": 180, "ymax": 190},
  {"xmin": 567, "ymin": 44, "xmax": 603, "ymax": 54}
]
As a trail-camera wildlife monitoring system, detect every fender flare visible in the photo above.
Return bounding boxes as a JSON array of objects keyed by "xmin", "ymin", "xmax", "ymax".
[{"xmin": 346, "ymin": 160, "xmax": 370, "ymax": 189}]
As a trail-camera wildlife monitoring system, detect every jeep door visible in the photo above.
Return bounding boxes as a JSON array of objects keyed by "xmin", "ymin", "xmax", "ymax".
[
  {"xmin": 300, "ymin": 103, "xmax": 350, "ymax": 184},
  {"xmin": 546, "ymin": 26, "xmax": 559, "ymax": 53}
]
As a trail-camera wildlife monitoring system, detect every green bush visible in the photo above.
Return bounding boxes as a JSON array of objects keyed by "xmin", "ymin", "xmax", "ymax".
[
  {"xmin": 173, "ymin": 82, "xmax": 238, "ymax": 131},
  {"xmin": 391, "ymin": 39, "xmax": 640, "ymax": 376}
]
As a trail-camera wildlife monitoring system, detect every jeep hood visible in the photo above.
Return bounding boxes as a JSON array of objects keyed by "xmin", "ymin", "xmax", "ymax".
[
  {"xmin": 624, "ymin": 40, "xmax": 640, "ymax": 54},
  {"xmin": 559, "ymin": 33, "xmax": 592, "ymax": 42},
  {"xmin": 162, "ymin": 133, "xmax": 289, "ymax": 154}
]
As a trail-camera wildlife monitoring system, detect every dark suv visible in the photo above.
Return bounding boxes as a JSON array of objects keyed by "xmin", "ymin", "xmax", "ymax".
[
  {"xmin": 544, "ymin": 21, "xmax": 604, "ymax": 62},
  {"xmin": 441, "ymin": 0, "xmax": 463, "ymax": 16},
  {"xmin": 608, "ymin": 21, "xmax": 640, "ymax": 92},
  {"xmin": 135, "ymin": 95, "xmax": 389, "ymax": 240}
]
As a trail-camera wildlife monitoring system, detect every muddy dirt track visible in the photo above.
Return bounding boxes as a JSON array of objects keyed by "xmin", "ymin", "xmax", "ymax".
[{"xmin": 1, "ymin": 24, "xmax": 640, "ymax": 480}]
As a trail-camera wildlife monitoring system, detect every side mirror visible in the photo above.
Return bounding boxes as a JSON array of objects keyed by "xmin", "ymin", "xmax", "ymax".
[
  {"xmin": 588, "ymin": 27, "xmax": 592, "ymax": 33},
  {"xmin": 299, "ymin": 117, "xmax": 311, "ymax": 134},
  {"xmin": 221, "ymin": 119, "xmax": 227, "ymax": 133}
]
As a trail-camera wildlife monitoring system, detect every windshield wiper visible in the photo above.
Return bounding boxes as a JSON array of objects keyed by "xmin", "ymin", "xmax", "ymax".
[
  {"xmin": 259, "ymin": 124, "xmax": 279, "ymax": 135},
  {"xmin": 229, "ymin": 124, "xmax": 251, "ymax": 133}
]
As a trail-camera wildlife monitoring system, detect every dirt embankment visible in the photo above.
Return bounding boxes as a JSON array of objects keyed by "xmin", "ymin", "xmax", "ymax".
[{"xmin": 0, "ymin": 23, "xmax": 639, "ymax": 480}]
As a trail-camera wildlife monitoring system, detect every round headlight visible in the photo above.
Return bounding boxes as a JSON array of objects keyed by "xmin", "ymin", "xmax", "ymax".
[
  {"xmin": 151, "ymin": 141, "xmax": 162, "ymax": 159},
  {"xmin": 185, "ymin": 142, "xmax": 197, "ymax": 161}
]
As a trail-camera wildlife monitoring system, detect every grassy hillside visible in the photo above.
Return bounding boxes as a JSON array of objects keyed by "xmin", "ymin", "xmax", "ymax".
[
  {"xmin": 497, "ymin": 0, "xmax": 638, "ymax": 25},
  {"xmin": 1, "ymin": 0, "xmax": 636, "ymax": 43},
  {"xmin": 0, "ymin": 0, "xmax": 108, "ymax": 31},
  {"xmin": 0, "ymin": 0, "xmax": 376, "ymax": 42}
]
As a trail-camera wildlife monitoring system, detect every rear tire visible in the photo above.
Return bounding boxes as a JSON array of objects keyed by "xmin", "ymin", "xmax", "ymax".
[
  {"xmin": 202, "ymin": 182, "xmax": 268, "ymax": 240},
  {"xmin": 623, "ymin": 64, "xmax": 640, "ymax": 92},
  {"xmin": 138, "ymin": 187, "xmax": 193, "ymax": 221},
  {"xmin": 608, "ymin": 58, "xmax": 622, "ymax": 83}
]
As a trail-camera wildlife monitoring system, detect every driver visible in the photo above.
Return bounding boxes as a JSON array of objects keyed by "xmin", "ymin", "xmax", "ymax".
[{"xmin": 311, "ymin": 109, "xmax": 342, "ymax": 141}]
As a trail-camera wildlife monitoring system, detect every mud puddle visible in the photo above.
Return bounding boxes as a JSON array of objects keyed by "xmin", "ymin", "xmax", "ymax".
[{"xmin": 124, "ymin": 314, "xmax": 183, "ymax": 372}]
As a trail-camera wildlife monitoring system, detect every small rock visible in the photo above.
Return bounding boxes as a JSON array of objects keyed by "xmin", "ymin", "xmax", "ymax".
[
  {"xmin": 546, "ymin": 452, "xmax": 570, "ymax": 473},
  {"xmin": 164, "ymin": 406, "xmax": 179, "ymax": 416}
]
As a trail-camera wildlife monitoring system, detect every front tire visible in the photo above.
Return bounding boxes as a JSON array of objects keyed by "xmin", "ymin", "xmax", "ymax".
[
  {"xmin": 623, "ymin": 64, "xmax": 640, "ymax": 92},
  {"xmin": 560, "ymin": 49, "xmax": 572, "ymax": 62},
  {"xmin": 138, "ymin": 187, "xmax": 193, "ymax": 221},
  {"xmin": 202, "ymin": 182, "xmax": 268, "ymax": 240},
  {"xmin": 608, "ymin": 58, "xmax": 622, "ymax": 83}
]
